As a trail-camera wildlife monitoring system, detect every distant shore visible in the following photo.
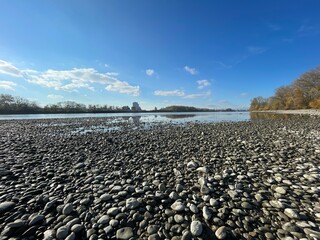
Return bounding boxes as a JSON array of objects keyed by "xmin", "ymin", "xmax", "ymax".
[{"xmin": 253, "ymin": 109, "xmax": 320, "ymax": 116}]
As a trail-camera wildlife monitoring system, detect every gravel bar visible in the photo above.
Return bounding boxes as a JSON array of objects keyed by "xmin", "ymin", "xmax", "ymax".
[{"xmin": 0, "ymin": 117, "xmax": 320, "ymax": 240}]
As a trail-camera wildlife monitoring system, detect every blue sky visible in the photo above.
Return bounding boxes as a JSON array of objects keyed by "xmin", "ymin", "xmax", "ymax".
[{"xmin": 0, "ymin": 0, "xmax": 319, "ymax": 110}]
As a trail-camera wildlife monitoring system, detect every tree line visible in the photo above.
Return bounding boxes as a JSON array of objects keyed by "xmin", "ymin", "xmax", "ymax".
[
  {"xmin": 250, "ymin": 66, "xmax": 320, "ymax": 110},
  {"xmin": 157, "ymin": 105, "xmax": 235, "ymax": 112},
  {"xmin": 0, "ymin": 94, "xmax": 131, "ymax": 114},
  {"xmin": 0, "ymin": 94, "xmax": 239, "ymax": 114}
]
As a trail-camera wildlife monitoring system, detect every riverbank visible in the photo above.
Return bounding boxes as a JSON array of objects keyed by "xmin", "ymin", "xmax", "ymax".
[
  {"xmin": 253, "ymin": 109, "xmax": 320, "ymax": 116},
  {"xmin": 0, "ymin": 118, "xmax": 319, "ymax": 239}
]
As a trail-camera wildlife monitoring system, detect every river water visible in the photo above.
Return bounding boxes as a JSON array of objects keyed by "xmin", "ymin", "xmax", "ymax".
[
  {"xmin": 0, "ymin": 112, "xmax": 251, "ymax": 122},
  {"xmin": 0, "ymin": 111, "xmax": 305, "ymax": 124}
]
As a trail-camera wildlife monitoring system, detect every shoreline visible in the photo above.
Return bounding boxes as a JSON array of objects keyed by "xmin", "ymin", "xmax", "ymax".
[
  {"xmin": 0, "ymin": 118, "xmax": 319, "ymax": 239},
  {"xmin": 253, "ymin": 109, "xmax": 320, "ymax": 116}
]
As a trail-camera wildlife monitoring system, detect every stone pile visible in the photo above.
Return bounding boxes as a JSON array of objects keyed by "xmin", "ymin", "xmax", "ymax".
[{"xmin": 0, "ymin": 117, "xmax": 319, "ymax": 239}]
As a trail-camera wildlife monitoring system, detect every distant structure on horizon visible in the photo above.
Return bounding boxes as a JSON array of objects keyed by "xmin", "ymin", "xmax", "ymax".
[
  {"xmin": 122, "ymin": 106, "xmax": 130, "ymax": 111},
  {"xmin": 131, "ymin": 102, "xmax": 142, "ymax": 111}
]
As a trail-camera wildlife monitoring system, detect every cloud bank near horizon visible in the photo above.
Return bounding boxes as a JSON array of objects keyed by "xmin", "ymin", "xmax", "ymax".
[{"xmin": 0, "ymin": 60, "xmax": 140, "ymax": 96}]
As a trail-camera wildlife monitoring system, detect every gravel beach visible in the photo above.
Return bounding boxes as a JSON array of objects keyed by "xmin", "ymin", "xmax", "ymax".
[
  {"xmin": 0, "ymin": 117, "xmax": 320, "ymax": 240},
  {"xmin": 254, "ymin": 110, "xmax": 320, "ymax": 116}
]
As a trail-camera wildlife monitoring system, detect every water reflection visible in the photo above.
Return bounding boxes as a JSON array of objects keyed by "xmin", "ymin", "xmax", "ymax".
[
  {"xmin": 4, "ymin": 111, "xmax": 312, "ymax": 123},
  {"xmin": 121, "ymin": 116, "xmax": 131, "ymax": 121},
  {"xmin": 132, "ymin": 116, "xmax": 141, "ymax": 125},
  {"xmin": 163, "ymin": 114, "xmax": 196, "ymax": 119}
]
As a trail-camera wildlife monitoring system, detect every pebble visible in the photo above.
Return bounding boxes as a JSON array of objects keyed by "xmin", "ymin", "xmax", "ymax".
[
  {"xmin": 284, "ymin": 208, "xmax": 300, "ymax": 219},
  {"xmin": 215, "ymin": 226, "xmax": 227, "ymax": 239},
  {"xmin": 71, "ymin": 224, "xmax": 83, "ymax": 233},
  {"xmin": 190, "ymin": 220, "xmax": 202, "ymax": 236},
  {"xmin": 97, "ymin": 215, "xmax": 109, "ymax": 224},
  {"xmin": 0, "ymin": 116, "xmax": 320, "ymax": 240},
  {"xmin": 147, "ymin": 225, "xmax": 159, "ymax": 235},
  {"xmin": 56, "ymin": 225, "xmax": 70, "ymax": 239},
  {"xmin": 62, "ymin": 203, "xmax": 73, "ymax": 215},
  {"xmin": 107, "ymin": 207, "xmax": 120, "ymax": 216},
  {"xmin": 125, "ymin": 197, "xmax": 140, "ymax": 209},
  {"xmin": 100, "ymin": 193, "xmax": 111, "ymax": 201},
  {"xmin": 275, "ymin": 186, "xmax": 287, "ymax": 194},
  {"xmin": 189, "ymin": 203, "xmax": 199, "ymax": 213},
  {"xmin": 43, "ymin": 229, "xmax": 55, "ymax": 240},
  {"xmin": 116, "ymin": 227, "xmax": 133, "ymax": 240},
  {"xmin": 0, "ymin": 201, "xmax": 16, "ymax": 214},
  {"xmin": 29, "ymin": 214, "xmax": 45, "ymax": 226},
  {"xmin": 182, "ymin": 230, "xmax": 192, "ymax": 240},
  {"xmin": 187, "ymin": 161, "xmax": 198, "ymax": 169},
  {"xmin": 171, "ymin": 201, "xmax": 185, "ymax": 212},
  {"xmin": 174, "ymin": 214, "xmax": 184, "ymax": 223},
  {"xmin": 203, "ymin": 206, "xmax": 212, "ymax": 220}
]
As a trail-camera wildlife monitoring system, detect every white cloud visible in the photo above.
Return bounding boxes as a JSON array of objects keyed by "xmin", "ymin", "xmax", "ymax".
[
  {"xmin": 106, "ymin": 81, "xmax": 140, "ymax": 96},
  {"xmin": 197, "ymin": 80, "xmax": 210, "ymax": 89},
  {"xmin": 104, "ymin": 64, "xmax": 110, "ymax": 68},
  {"xmin": 60, "ymin": 82, "xmax": 95, "ymax": 92},
  {"xmin": 184, "ymin": 66, "xmax": 198, "ymax": 75},
  {"xmin": 146, "ymin": 69, "xmax": 155, "ymax": 76},
  {"xmin": 106, "ymin": 72, "xmax": 119, "ymax": 76},
  {"xmin": 28, "ymin": 68, "xmax": 138, "ymax": 95},
  {"xmin": 240, "ymin": 92, "xmax": 248, "ymax": 97},
  {"xmin": 184, "ymin": 91, "xmax": 211, "ymax": 99},
  {"xmin": 0, "ymin": 59, "xmax": 140, "ymax": 96},
  {"xmin": 0, "ymin": 60, "xmax": 22, "ymax": 77},
  {"xmin": 47, "ymin": 94, "xmax": 64, "ymax": 100},
  {"xmin": 154, "ymin": 90, "xmax": 185, "ymax": 97},
  {"xmin": 0, "ymin": 81, "xmax": 17, "ymax": 91},
  {"xmin": 27, "ymin": 76, "xmax": 62, "ymax": 89}
]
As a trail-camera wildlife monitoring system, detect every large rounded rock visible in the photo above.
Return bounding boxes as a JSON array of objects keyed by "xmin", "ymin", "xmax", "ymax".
[
  {"xmin": 62, "ymin": 203, "xmax": 73, "ymax": 215},
  {"xmin": 125, "ymin": 197, "xmax": 140, "ymax": 210},
  {"xmin": 0, "ymin": 201, "xmax": 15, "ymax": 214},
  {"xmin": 29, "ymin": 214, "xmax": 45, "ymax": 226},
  {"xmin": 215, "ymin": 226, "xmax": 227, "ymax": 239},
  {"xmin": 284, "ymin": 208, "xmax": 300, "ymax": 219},
  {"xmin": 275, "ymin": 186, "xmax": 287, "ymax": 195},
  {"xmin": 190, "ymin": 220, "xmax": 202, "ymax": 236},
  {"xmin": 203, "ymin": 206, "xmax": 212, "ymax": 220},
  {"xmin": 171, "ymin": 201, "xmax": 185, "ymax": 212},
  {"xmin": 56, "ymin": 226, "xmax": 70, "ymax": 239},
  {"xmin": 100, "ymin": 193, "xmax": 111, "ymax": 201},
  {"xmin": 107, "ymin": 207, "xmax": 120, "ymax": 216}
]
